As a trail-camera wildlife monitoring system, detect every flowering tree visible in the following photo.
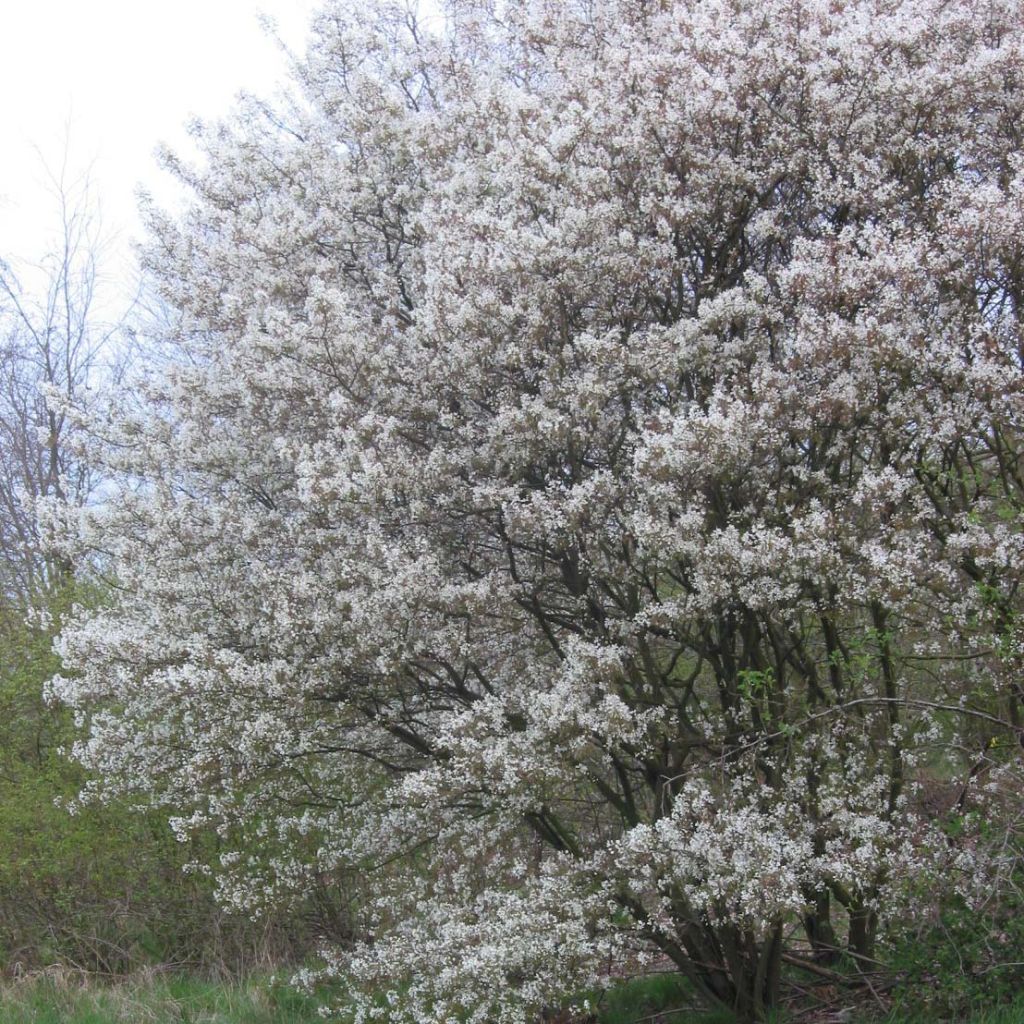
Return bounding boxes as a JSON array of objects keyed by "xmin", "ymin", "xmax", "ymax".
[{"xmin": 54, "ymin": 0, "xmax": 1024, "ymax": 1020}]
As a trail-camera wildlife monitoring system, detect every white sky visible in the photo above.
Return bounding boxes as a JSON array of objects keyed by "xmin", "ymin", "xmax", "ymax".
[{"xmin": 0, "ymin": 0, "xmax": 321, "ymax": 301}]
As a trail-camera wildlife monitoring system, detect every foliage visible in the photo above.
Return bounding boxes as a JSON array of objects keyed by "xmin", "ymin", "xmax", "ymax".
[
  {"xmin": 50, "ymin": 0, "xmax": 1024, "ymax": 1022},
  {"xmin": 885, "ymin": 857, "xmax": 1024, "ymax": 1019}
]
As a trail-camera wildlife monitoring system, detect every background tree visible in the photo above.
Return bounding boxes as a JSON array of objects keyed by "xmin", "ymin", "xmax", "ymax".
[
  {"xmin": 0, "ymin": 156, "xmax": 117, "ymax": 604},
  {"xmin": 53, "ymin": 1, "xmax": 1024, "ymax": 1020}
]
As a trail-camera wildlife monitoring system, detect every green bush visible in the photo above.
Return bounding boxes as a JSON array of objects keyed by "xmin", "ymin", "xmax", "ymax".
[
  {"xmin": 0, "ymin": 586, "xmax": 312, "ymax": 974},
  {"xmin": 884, "ymin": 865, "xmax": 1024, "ymax": 1020}
]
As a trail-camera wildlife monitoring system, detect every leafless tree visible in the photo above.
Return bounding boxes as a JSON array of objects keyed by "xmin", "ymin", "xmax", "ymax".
[{"xmin": 0, "ymin": 153, "xmax": 127, "ymax": 606}]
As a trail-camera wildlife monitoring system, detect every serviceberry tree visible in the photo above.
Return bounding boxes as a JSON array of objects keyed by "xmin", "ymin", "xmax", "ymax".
[{"xmin": 54, "ymin": 1, "xmax": 1024, "ymax": 1020}]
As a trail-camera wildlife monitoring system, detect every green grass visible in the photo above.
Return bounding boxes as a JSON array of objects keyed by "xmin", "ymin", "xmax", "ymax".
[
  {"xmin": 594, "ymin": 972, "xmax": 734, "ymax": 1024},
  {"xmin": 875, "ymin": 995, "xmax": 1024, "ymax": 1024},
  {"xmin": 0, "ymin": 973, "xmax": 728, "ymax": 1024},
  {"xmin": 3, "ymin": 970, "xmax": 1024, "ymax": 1024},
  {"xmin": 0, "ymin": 971, "xmax": 321, "ymax": 1023}
]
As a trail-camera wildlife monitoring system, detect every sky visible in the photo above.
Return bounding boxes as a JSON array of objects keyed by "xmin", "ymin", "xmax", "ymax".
[{"xmin": 0, "ymin": 0, "xmax": 321, "ymax": 302}]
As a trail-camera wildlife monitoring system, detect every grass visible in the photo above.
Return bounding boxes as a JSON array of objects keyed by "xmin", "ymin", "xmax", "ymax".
[
  {"xmin": 875, "ymin": 996, "xmax": 1024, "ymax": 1024},
  {"xmin": 2, "ymin": 969, "xmax": 1024, "ymax": 1024},
  {"xmin": 593, "ymin": 972, "xmax": 735, "ymax": 1024},
  {"xmin": 0, "ymin": 970, "xmax": 321, "ymax": 1023}
]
